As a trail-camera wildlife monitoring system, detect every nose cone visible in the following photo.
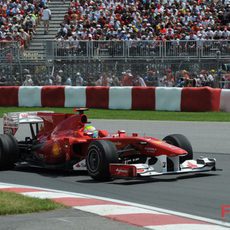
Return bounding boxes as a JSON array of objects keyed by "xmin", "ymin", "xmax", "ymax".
[{"xmin": 149, "ymin": 139, "xmax": 188, "ymax": 157}]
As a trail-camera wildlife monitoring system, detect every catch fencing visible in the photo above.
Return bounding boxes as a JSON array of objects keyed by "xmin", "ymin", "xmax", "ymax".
[{"xmin": 0, "ymin": 40, "xmax": 229, "ymax": 88}]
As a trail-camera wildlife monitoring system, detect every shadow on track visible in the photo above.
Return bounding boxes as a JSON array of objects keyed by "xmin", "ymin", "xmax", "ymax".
[
  {"xmin": 13, "ymin": 165, "xmax": 88, "ymax": 178},
  {"xmin": 76, "ymin": 172, "xmax": 219, "ymax": 185},
  {"xmin": 13, "ymin": 165, "xmax": 220, "ymax": 185},
  {"xmin": 110, "ymin": 173, "xmax": 219, "ymax": 185}
]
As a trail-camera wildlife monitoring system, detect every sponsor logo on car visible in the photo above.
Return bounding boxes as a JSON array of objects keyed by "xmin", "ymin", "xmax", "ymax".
[
  {"xmin": 187, "ymin": 162, "xmax": 198, "ymax": 169},
  {"xmin": 52, "ymin": 143, "xmax": 60, "ymax": 156},
  {"xmin": 116, "ymin": 168, "xmax": 129, "ymax": 174},
  {"xmin": 19, "ymin": 113, "xmax": 29, "ymax": 119},
  {"xmin": 144, "ymin": 147, "xmax": 156, "ymax": 153}
]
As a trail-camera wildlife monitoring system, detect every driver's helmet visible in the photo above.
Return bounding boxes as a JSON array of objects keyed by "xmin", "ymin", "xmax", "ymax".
[{"xmin": 84, "ymin": 125, "xmax": 98, "ymax": 138}]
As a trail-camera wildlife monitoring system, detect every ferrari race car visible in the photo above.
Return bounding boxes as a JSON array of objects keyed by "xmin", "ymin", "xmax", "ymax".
[{"xmin": 0, "ymin": 108, "xmax": 216, "ymax": 181}]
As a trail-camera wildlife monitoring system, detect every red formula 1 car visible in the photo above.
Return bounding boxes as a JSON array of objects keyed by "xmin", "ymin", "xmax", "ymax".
[{"xmin": 0, "ymin": 108, "xmax": 216, "ymax": 181}]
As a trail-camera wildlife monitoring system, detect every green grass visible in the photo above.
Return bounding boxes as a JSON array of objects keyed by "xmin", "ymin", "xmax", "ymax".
[
  {"xmin": 86, "ymin": 109, "xmax": 230, "ymax": 122},
  {"xmin": 0, "ymin": 107, "xmax": 229, "ymax": 122},
  {"xmin": 0, "ymin": 191, "xmax": 66, "ymax": 215}
]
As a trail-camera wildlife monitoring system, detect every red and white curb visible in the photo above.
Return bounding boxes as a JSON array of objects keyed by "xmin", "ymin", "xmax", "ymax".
[{"xmin": 0, "ymin": 182, "xmax": 229, "ymax": 230}]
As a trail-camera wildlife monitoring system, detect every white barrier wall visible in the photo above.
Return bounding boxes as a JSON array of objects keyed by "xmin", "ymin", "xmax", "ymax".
[
  {"xmin": 220, "ymin": 89, "xmax": 230, "ymax": 112},
  {"xmin": 155, "ymin": 87, "xmax": 182, "ymax": 111},
  {"xmin": 65, "ymin": 86, "xmax": 86, "ymax": 107},
  {"xmin": 109, "ymin": 87, "xmax": 132, "ymax": 110},
  {"xmin": 19, "ymin": 86, "xmax": 42, "ymax": 107},
  {"xmin": 2, "ymin": 86, "xmax": 228, "ymax": 112}
]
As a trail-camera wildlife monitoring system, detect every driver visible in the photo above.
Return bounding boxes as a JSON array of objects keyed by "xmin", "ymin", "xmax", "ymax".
[{"xmin": 84, "ymin": 125, "xmax": 98, "ymax": 138}]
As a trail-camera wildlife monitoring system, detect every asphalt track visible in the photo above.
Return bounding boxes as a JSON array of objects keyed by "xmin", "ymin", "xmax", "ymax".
[{"xmin": 0, "ymin": 119, "xmax": 230, "ymax": 226}]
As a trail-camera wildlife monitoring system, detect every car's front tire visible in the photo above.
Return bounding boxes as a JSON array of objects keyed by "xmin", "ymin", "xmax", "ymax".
[
  {"xmin": 163, "ymin": 134, "xmax": 193, "ymax": 171},
  {"xmin": 86, "ymin": 140, "xmax": 118, "ymax": 181}
]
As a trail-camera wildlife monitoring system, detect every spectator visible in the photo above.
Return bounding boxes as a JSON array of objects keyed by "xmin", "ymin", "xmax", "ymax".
[
  {"xmin": 121, "ymin": 72, "xmax": 134, "ymax": 86},
  {"xmin": 144, "ymin": 69, "xmax": 158, "ymax": 86},
  {"xmin": 207, "ymin": 70, "xmax": 215, "ymax": 87},
  {"xmin": 44, "ymin": 75, "xmax": 53, "ymax": 85},
  {"xmin": 133, "ymin": 74, "xmax": 147, "ymax": 87},
  {"xmin": 65, "ymin": 76, "xmax": 72, "ymax": 85},
  {"xmin": 95, "ymin": 73, "xmax": 111, "ymax": 86},
  {"xmin": 56, "ymin": 23, "xmax": 68, "ymax": 38},
  {"xmin": 110, "ymin": 74, "xmax": 121, "ymax": 86},
  {"xmin": 54, "ymin": 70, "xmax": 63, "ymax": 85},
  {"xmin": 23, "ymin": 74, "xmax": 34, "ymax": 86},
  {"xmin": 69, "ymin": 34, "xmax": 80, "ymax": 54},
  {"xmin": 165, "ymin": 69, "xmax": 175, "ymax": 87},
  {"xmin": 75, "ymin": 72, "xmax": 84, "ymax": 86},
  {"xmin": 19, "ymin": 29, "xmax": 30, "ymax": 48},
  {"xmin": 41, "ymin": 5, "xmax": 51, "ymax": 34},
  {"xmin": 95, "ymin": 75, "xmax": 102, "ymax": 86},
  {"xmin": 175, "ymin": 77, "xmax": 185, "ymax": 87}
]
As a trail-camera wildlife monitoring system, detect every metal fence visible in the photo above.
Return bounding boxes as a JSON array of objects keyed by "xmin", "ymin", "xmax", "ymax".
[
  {"xmin": 0, "ymin": 40, "xmax": 229, "ymax": 62},
  {"xmin": 45, "ymin": 39, "xmax": 230, "ymax": 61},
  {"xmin": 0, "ymin": 41, "xmax": 20, "ymax": 62},
  {"xmin": 0, "ymin": 40, "xmax": 230, "ymax": 88}
]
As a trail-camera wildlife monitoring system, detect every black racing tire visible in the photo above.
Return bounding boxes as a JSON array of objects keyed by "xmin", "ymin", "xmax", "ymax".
[
  {"xmin": 163, "ymin": 134, "xmax": 193, "ymax": 169},
  {"xmin": 86, "ymin": 140, "xmax": 118, "ymax": 181},
  {"xmin": 0, "ymin": 134, "xmax": 19, "ymax": 170},
  {"xmin": 5, "ymin": 134, "xmax": 20, "ymax": 163}
]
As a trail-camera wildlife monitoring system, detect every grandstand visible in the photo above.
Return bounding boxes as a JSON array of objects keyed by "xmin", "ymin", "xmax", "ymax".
[
  {"xmin": 27, "ymin": 1, "xmax": 70, "ymax": 58},
  {"xmin": 0, "ymin": 0, "xmax": 230, "ymax": 87}
]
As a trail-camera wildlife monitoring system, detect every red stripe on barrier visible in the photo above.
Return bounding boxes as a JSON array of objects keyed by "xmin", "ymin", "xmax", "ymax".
[
  {"xmin": 212, "ymin": 88, "xmax": 222, "ymax": 111},
  {"xmin": 0, "ymin": 86, "xmax": 19, "ymax": 106},
  {"xmin": 132, "ymin": 87, "xmax": 155, "ymax": 110},
  {"xmin": 41, "ymin": 86, "xmax": 65, "ymax": 107},
  {"xmin": 181, "ymin": 87, "xmax": 221, "ymax": 112},
  {"xmin": 86, "ymin": 86, "xmax": 109, "ymax": 108}
]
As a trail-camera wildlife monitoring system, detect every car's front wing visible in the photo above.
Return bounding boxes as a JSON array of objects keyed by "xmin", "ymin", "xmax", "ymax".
[{"xmin": 109, "ymin": 157, "xmax": 216, "ymax": 178}]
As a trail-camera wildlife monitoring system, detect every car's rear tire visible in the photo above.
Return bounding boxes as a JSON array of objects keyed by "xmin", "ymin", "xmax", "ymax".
[
  {"xmin": 86, "ymin": 140, "xmax": 118, "ymax": 181},
  {"xmin": 0, "ymin": 134, "xmax": 19, "ymax": 170},
  {"xmin": 163, "ymin": 134, "xmax": 193, "ymax": 170}
]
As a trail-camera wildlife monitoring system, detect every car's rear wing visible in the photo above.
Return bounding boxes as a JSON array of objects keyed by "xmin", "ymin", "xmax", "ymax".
[{"xmin": 3, "ymin": 111, "xmax": 53, "ymax": 135}]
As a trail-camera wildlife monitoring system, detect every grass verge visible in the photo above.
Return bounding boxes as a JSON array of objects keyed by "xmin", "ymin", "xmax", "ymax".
[
  {"xmin": 0, "ymin": 191, "xmax": 65, "ymax": 215},
  {"xmin": 0, "ymin": 107, "xmax": 229, "ymax": 122}
]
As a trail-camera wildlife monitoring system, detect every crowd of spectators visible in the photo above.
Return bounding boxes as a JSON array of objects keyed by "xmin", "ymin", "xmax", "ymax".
[
  {"xmin": 0, "ymin": 0, "xmax": 47, "ymax": 50},
  {"xmin": 55, "ymin": 0, "xmax": 230, "ymax": 44},
  {"xmin": 12, "ymin": 66, "xmax": 228, "ymax": 89},
  {"xmin": 1, "ymin": 62, "xmax": 230, "ymax": 88},
  {"xmin": 1, "ymin": 0, "xmax": 230, "ymax": 52},
  {"xmin": 1, "ymin": 0, "xmax": 230, "ymax": 89}
]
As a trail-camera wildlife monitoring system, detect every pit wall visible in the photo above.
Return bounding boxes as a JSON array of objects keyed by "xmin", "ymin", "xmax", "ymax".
[{"xmin": 0, "ymin": 86, "xmax": 229, "ymax": 112}]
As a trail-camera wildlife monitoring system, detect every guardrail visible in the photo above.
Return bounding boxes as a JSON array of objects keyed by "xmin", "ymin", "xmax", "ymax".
[
  {"xmin": 45, "ymin": 39, "xmax": 230, "ymax": 61},
  {"xmin": 0, "ymin": 40, "xmax": 229, "ymax": 62}
]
